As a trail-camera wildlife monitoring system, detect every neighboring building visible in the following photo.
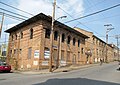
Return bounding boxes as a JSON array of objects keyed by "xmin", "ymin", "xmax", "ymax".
[
  {"xmin": 0, "ymin": 44, "xmax": 7, "ymax": 62},
  {"xmin": 74, "ymin": 28, "xmax": 114, "ymax": 63},
  {"xmin": 5, "ymin": 13, "xmax": 89, "ymax": 71}
]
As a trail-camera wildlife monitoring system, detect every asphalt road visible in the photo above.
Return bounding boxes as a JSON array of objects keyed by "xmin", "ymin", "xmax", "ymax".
[{"xmin": 0, "ymin": 62, "xmax": 120, "ymax": 85}]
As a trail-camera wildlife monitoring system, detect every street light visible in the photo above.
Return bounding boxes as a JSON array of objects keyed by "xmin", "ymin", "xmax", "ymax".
[
  {"xmin": 56, "ymin": 16, "xmax": 67, "ymax": 21},
  {"xmin": 104, "ymin": 24, "xmax": 114, "ymax": 62}
]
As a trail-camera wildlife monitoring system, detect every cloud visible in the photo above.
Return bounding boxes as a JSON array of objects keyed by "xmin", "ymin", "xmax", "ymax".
[
  {"xmin": 58, "ymin": 0, "xmax": 84, "ymax": 18},
  {"xmin": 17, "ymin": 0, "xmax": 52, "ymax": 17},
  {"xmin": 17, "ymin": 0, "xmax": 84, "ymax": 19}
]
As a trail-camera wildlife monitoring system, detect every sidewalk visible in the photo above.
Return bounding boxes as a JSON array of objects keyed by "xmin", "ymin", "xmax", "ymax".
[{"xmin": 14, "ymin": 63, "xmax": 99, "ymax": 74}]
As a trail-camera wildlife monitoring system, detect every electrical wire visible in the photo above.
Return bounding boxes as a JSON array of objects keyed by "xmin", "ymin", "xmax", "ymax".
[
  {"xmin": 0, "ymin": 1, "xmax": 34, "ymax": 16},
  {"xmin": 0, "ymin": 12, "xmax": 26, "ymax": 21},
  {"xmin": 56, "ymin": 5, "xmax": 104, "ymax": 36},
  {"xmin": 0, "ymin": 8, "xmax": 29, "ymax": 19},
  {"xmin": 64, "ymin": 3, "xmax": 120, "ymax": 23}
]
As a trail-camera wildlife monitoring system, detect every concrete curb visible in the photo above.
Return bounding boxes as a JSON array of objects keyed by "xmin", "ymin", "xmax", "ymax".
[{"xmin": 13, "ymin": 63, "xmax": 99, "ymax": 74}]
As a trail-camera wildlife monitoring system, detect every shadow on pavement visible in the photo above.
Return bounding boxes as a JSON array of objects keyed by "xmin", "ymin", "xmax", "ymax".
[{"xmin": 33, "ymin": 78, "xmax": 120, "ymax": 85}]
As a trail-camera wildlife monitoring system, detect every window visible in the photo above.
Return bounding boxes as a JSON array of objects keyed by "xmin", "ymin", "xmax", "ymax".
[
  {"xmin": 28, "ymin": 47, "xmax": 32, "ymax": 59},
  {"xmin": 45, "ymin": 29, "xmax": 51, "ymax": 38},
  {"xmin": 67, "ymin": 51, "xmax": 70, "ymax": 61},
  {"xmin": 73, "ymin": 38, "xmax": 76, "ymax": 46},
  {"xmin": 54, "ymin": 31, "xmax": 58, "ymax": 41},
  {"xmin": 30, "ymin": 28, "xmax": 33, "ymax": 39},
  {"xmin": 20, "ymin": 32, "xmax": 23, "ymax": 39},
  {"xmin": 15, "ymin": 34, "xmax": 17, "ymax": 40},
  {"xmin": 62, "ymin": 33, "xmax": 65, "ymax": 42},
  {"xmin": 10, "ymin": 50, "xmax": 12, "ymax": 57},
  {"xmin": 20, "ymin": 49, "xmax": 22, "ymax": 54},
  {"xmin": 61, "ymin": 50, "xmax": 65, "ymax": 60},
  {"xmin": 78, "ymin": 40, "xmax": 80, "ymax": 47},
  {"xmin": 93, "ymin": 38, "xmax": 94, "ymax": 44},
  {"xmin": 78, "ymin": 52, "xmax": 80, "ymax": 60},
  {"xmin": 14, "ymin": 49, "xmax": 17, "ymax": 55},
  {"xmin": 12, "ymin": 35, "xmax": 13, "ymax": 41},
  {"xmin": 81, "ymin": 48, "xmax": 84, "ymax": 54},
  {"xmin": 67, "ymin": 36, "xmax": 71, "ymax": 44}
]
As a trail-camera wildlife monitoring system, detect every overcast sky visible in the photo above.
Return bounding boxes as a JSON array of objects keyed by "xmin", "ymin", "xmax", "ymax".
[{"xmin": 0, "ymin": 0, "xmax": 120, "ymax": 47}]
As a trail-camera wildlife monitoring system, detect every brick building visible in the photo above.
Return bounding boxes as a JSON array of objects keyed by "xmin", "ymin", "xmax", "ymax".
[
  {"xmin": 74, "ymin": 28, "xmax": 114, "ymax": 63},
  {"xmin": 5, "ymin": 13, "xmax": 89, "ymax": 71}
]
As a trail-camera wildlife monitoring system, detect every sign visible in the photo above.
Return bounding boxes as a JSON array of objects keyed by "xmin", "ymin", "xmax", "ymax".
[
  {"xmin": 34, "ymin": 50, "xmax": 39, "ymax": 58},
  {"xmin": 44, "ymin": 50, "xmax": 50, "ymax": 59},
  {"xmin": 42, "ymin": 61, "xmax": 49, "ymax": 66}
]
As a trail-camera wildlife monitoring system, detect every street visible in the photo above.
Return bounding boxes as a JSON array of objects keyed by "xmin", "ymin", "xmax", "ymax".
[{"xmin": 0, "ymin": 62, "xmax": 120, "ymax": 85}]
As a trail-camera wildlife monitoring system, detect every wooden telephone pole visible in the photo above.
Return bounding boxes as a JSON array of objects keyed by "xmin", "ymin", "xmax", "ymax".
[
  {"xmin": 0, "ymin": 13, "xmax": 4, "ymax": 38},
  {"xmin": 49, "ymin": 0, "xmax": 56, "ymax": 72}
]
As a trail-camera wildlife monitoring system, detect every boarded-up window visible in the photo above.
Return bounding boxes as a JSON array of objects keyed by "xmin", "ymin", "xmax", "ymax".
[
  {"xmin": 61, "ymin": 50, "xmax": 65, "ymax": 60},
  {"xmin": 67, "ymin": 51, "xmax": 70, "ymax": 61},
  {"xmin": 53, "ymin": 49, "xmax": 57, "ymax": 61},
  {"xmin": 28, "ymin": 47, "xmax": 32, "ymax": 59}
]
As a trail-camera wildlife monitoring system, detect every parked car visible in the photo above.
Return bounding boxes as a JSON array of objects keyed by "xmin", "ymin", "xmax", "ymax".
[{"xmin": 0, "ymin": 62, "xmax": 11, "ymax": 72}]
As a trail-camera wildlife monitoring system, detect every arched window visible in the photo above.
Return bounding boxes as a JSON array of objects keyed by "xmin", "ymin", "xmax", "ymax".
[
  {"xmin": 62, "ymin": 33, "xmax": 65, "ymax": 42},
  {"xmin": 45, "ymin": 29, "xmax": 51, "ymax": 38},
  {"xmin": 12, "ymin": 35, "xmax": 14, "ymax": 41},
  {"xmin": 15, "ymin": 34, "xmax": 17, "ymax": 40},
  {"xmin": 30, "ymin": 28, "xmax": 33, "ymax": 39},
  {"xmin": 78, "ymin": 39, "xmax": 80, "ymax": 47},
  {"xmin": 67, "ymin": 36, "xmax": 71, "ymax": 44},
  {"xmin": 54, "ymin": 31, "xmax": 58, "ymax": 41},
  {"xmin": 73, "ymin": 38, "xmax": 76, "ymax": 46}
]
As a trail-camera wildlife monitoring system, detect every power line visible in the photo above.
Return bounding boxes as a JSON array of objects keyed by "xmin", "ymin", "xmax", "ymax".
[
  {"xmin": 0, "ymin": 8, "xmax": 29, "ymax": 19},
  {"xmin": 56, "ymin": 5, "xmax": 104, "ymax": 36},
  {"xmin": 65, "ymin": 3, "xmax": 120, "ymax": 23},
  {"xmin": 0, "ymin": 12, "xmax": 26, "ymax": 21},
  {"xmin": 0, "ymin": 1, "xmax": 34, "ymax": 16},
  {"xmin": 81, "ymin": 13, "xmax": 120, "ymax": 24}
]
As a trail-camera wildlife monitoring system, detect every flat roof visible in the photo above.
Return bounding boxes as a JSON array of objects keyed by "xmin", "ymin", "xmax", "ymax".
[{"xmin": 5, "ymin": 13, "xmax": 89, "ymax": 38}]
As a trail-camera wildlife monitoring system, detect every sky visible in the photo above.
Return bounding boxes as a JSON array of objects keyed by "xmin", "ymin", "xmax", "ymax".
[{"xmin": 0, "ymin": 0, "xmax": 120, "ymax": 47}]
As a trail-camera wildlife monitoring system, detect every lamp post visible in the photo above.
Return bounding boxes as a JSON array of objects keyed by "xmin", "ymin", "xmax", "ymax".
[{"xmin": 104, "ymin": 24, "xmax": 114, "ymax": 62}]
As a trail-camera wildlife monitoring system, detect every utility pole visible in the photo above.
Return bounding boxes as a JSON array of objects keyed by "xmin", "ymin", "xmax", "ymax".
[
  {"xmin": 0, "ymin": 13, "xmax": 4, "ymax": 38},
  {"xmin": 49, "ymin": 0, "xmax": 56, "ymax": 72},
  {"xmin": 104, "ymin": 24, "xmax": 114, "ymax": 62}
]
